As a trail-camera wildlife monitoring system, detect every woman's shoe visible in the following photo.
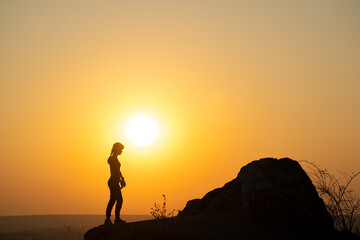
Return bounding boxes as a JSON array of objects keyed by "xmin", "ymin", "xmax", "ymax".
[
  {"xmin": 104, "ymin": 218, "xmax": 113, "ymax": 225},
  {"xmin": 114, "ymin": 218, "xmax": 126, "ymax": 224}
]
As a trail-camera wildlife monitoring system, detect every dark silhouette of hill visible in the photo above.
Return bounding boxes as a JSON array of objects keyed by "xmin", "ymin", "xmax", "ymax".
[{"xmin": 85, "ymin": 158, "xmax": 360, "ymax": 240}]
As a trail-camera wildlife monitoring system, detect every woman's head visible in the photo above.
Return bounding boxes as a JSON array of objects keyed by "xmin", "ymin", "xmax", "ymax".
[{"xmin": 111, "ymin": 142, "xmax": 124, "ymax": 156}]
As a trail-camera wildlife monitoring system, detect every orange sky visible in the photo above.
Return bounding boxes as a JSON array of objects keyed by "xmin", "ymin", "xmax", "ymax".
[{"xmin": 0, "ymin": 1, "xmax": 360, "ymax": 216}]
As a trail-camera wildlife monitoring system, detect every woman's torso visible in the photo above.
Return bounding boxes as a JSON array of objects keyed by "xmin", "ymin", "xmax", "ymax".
[{"xmin": 108, "ymin": 156, "xmax": 121, "ymax": 181}]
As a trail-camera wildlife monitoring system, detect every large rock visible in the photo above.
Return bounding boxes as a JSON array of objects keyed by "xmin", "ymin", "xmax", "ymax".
[
  {"xmin": 85, "ymin": 158, "xmax": 345, "ymax": 240},
  {"xmin": 179, "ymin": 158, "xmax": 332, "ymax": 230}
]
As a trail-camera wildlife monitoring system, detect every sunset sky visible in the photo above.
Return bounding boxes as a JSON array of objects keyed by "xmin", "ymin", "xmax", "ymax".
[{"xmin": 0, "ymin": 0, "xmax": 359, "ymax": 216}]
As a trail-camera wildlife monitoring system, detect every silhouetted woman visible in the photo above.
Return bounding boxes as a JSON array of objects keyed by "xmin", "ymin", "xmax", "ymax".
[{"xmin": 105, "ymin": 142, "xmax": 126, "ymax": 224}]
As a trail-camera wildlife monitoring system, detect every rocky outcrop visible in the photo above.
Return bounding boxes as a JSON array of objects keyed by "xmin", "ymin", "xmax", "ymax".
[
  {"xmin": 179, "ymin": 158, "xmax": 332, "ymax": 231},
  {"xmin": 85, "ymin": 158, "xmax": 348, "ymax": 240}
]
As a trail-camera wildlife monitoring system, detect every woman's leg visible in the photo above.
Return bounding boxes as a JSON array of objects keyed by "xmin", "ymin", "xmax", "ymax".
[
  {"xmin": 106, "ymin": 179, "xmax": 117, "ymax": 220},
  {"xmin": 115, "ymin": 190, "xmax": 123, "ymax": 220},
  {"xmin": 106, "ymin": 197, "xmax": 116, "ymax": 219}
]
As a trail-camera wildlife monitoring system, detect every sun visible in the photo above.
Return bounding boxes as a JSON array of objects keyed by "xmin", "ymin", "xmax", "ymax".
[{"xmin": 125, "ymin": 115, "xmax": 160, "ymax": 147}]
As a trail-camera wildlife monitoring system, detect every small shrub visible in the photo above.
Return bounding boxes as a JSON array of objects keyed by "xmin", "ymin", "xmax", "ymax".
[
  {"xmin": 150, "ymin": 195, "xmax": 176, "ymax": 219},
  {"xmin": 301, "ymin": 160, "xmax": 360, "ymax": 234}
]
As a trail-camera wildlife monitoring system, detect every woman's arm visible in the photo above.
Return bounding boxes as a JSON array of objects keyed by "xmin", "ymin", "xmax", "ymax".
[{"xmin": 120, "ymin": 171, "xmax": 126, "ymax": 188}]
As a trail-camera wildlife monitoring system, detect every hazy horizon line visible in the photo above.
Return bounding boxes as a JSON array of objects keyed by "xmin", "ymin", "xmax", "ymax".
[{"xmin": 0, "ymin": 214, "xmax": 151, "ymax": 217}]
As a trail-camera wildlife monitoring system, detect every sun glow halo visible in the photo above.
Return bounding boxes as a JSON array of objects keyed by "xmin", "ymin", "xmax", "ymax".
[{"xmin": 125, "ymin": 115, "xmax": 160, "ymax": 147}]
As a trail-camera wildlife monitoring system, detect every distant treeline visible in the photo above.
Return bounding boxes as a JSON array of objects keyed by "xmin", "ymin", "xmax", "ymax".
[
  {"xmin": 0, "ymin": 215, "xmax": 153, "ymax": 240},
  {"xmin": 0, "ymin": 225, "xmax": 85, "ymax": 240}
]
